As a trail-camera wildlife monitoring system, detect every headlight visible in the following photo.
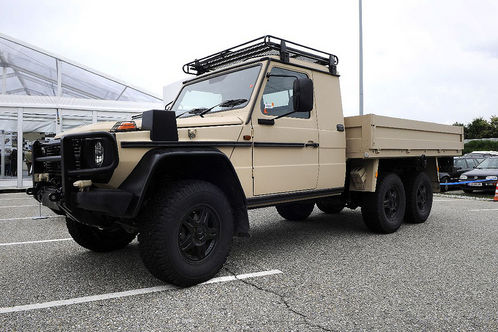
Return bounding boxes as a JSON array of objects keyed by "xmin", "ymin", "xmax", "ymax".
[
  {"xmin": 94, "ymin": 141, "xmax": 104, "ymax": 167},
  {"xmin": 486, "ymin": 176, "xmax": 498, "ymax": 180},
  {"xmin": 459, "ymin": 175, "xmax": 467, "ymax": 180}
]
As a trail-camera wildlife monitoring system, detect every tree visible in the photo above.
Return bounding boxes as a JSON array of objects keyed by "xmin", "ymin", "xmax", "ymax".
[
  {"xmin": 465, "ymin": 117, "xmax": 492, "ymax": 139},
  {"xmin": 489, "ymin": 115, "xmax": 498, "ymax": 137}
]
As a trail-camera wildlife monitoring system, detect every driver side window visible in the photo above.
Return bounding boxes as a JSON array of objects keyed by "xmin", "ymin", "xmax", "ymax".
[{"xmin": 260, "ymin": 67, "xmax": 310, "ymax": 119}]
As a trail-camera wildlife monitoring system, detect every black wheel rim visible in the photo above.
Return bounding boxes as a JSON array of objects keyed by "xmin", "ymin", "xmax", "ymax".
[
  {"xmin": 383, "ymin": 188, "xmax": 400, "ymax": 220},
  {"xmin": 416, "ymin": 184, "xmax": 428, "ymax": 211},
  {"xmin": 178, "ymin": 205, "xmax": 220, "ymax": 262}
]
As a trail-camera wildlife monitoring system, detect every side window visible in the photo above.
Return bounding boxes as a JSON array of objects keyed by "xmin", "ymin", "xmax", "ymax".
[
  {"xmin": 454, "ymin": 159, "xmax": 465, "ymax": 169},
  {"xmin": 260, "ymin": 67, "xmax": 310, "ymax": 119}
]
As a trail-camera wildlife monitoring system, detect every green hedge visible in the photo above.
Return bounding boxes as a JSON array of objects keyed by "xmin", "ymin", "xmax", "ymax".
[{"xmin": 463, "ymin": 140, "xmax": 498, "ymax": 154}]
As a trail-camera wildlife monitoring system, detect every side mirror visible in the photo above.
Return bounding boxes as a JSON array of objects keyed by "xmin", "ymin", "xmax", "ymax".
[{"xmin": 293, "ymin": 78, "xmax": 314, "ymax": 113}]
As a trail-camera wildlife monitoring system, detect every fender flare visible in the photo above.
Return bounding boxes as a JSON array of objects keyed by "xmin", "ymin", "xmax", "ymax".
[{"xmin": 119, "ymin": 147, "xmax": 250, "ymax": 235}]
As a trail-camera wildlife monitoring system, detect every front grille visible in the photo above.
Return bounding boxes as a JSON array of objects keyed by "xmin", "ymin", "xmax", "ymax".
[
  {"xmin": 34, "ymin": 133, "xmax": 117, "ymax": 191},
  {"xmin": 72, "ymin": 139, "xmax": 82, "ymax": 170},
  {"xmin": 35, "ymin": 140, "xmax": 62, "ymax": 185},
  {"xmin": 45, "ymin": 143, "xmax": 61, "ymax": 176}
]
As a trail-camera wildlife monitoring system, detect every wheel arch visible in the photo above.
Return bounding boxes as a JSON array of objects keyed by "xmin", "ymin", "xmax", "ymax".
[
  {"xmin": 377, "ymin": 156, "xmax": 440, "ymax": 192},
  {"xmin": 119, "ymin": 148, "xmax": 249, "ymax": 236}
]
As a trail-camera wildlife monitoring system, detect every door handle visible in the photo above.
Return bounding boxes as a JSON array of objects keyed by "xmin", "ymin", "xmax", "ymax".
[{"xmin": 305, "ymin": 141, "xmax": 319, "ymax": 148}]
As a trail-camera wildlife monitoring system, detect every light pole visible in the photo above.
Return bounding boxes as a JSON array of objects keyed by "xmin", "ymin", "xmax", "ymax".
[{"xmin": 359, "ymin": 0, "xmax": 364, "ymax": 116}]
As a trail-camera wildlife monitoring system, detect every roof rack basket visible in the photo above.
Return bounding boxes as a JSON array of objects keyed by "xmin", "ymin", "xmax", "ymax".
[{"xmin": 183, "ymin": 35, "xmax": 338, "ymax": 76}]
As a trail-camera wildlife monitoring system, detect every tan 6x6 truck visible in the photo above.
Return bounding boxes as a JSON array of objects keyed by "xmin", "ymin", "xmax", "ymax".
[{"xmin": 29, "ymin": 36, "xmax": 463, "ymax": 286}]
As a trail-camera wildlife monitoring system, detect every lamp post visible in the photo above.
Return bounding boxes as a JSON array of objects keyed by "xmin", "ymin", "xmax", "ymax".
[{"xmin": 359, "ymin": 0, "xmax": 364, "ymax": 116}]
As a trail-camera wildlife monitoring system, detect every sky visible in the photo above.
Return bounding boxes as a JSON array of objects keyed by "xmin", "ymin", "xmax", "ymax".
[{"xmin": 1, "ymin": 0, "xmax": 497, "ymax": 124}]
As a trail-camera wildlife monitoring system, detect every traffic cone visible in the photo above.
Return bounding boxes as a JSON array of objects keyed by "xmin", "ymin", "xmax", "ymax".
[{"xmin": 494, "ymin": 181, "xmax": 498, "ymax": 202}]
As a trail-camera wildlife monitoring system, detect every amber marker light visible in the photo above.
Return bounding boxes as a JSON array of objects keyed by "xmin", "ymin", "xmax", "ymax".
[{"xmin": 111, "ymin": 121, "xmax": 138, "ymax": 132}]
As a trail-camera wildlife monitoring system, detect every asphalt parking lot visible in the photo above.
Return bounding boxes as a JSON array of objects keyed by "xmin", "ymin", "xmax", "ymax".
[{"xmin": 0, "ymin": 192, "xmax": 497, "ymax": 331}]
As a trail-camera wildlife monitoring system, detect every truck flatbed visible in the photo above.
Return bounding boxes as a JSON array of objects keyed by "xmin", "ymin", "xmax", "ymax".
[{"xmin": 345, "ymin": 114, "xmax": 463, "ymax": 159}]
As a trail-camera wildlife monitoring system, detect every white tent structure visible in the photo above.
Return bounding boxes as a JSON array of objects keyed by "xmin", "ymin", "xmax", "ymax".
[{"xmin": 0, "ymin": 33, "xmax": 163, "ymax": 188}]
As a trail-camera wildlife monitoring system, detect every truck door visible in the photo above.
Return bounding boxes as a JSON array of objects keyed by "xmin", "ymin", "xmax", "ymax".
[{"xmin": 252, "ymin": 65, "xmax": 319, "ymax": 195}]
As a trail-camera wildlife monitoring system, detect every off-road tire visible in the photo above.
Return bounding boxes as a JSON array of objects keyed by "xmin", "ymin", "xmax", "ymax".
[
  {"xmin": 361, "ymin": 173, "xmax": 406, "ymax": 234},
  {"xmin": 316, "ymin": 197, "xmax": 345, "ymax": 214},
  {"xmin": 440, "ymin": 176, "xmax": 450, "ymax": 192},
  {"xmin": 138, "ymin": 180, "xmax": 233, "ymax": 287},
  {"xmin": 66, "ymin": 217, "xmax": 136, "ymax": 252},
  {"xmin": 405, "ymin": 172, "xmax": 433, "ymax": 223},
  {"xmin": 276, "ymin": 202, "xmax": 314, "ymax": 221},
  {"xmin": 463, "ymin": 188, "xmax": 473, "ymax": 194}
]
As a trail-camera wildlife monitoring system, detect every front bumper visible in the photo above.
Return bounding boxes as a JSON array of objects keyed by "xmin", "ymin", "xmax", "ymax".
[
  {"xmin": 33, "ymin": 186, "xmax": 62, "ymax": 212},
  {"xmin": 459, "ymin": 180, "xmax": 497, "ymax": 190},
  {"xmin": 30, "ymin": 132, "xmax": 126, "ymax": 217},
  {"xmin": 71, "ymin": 188, "xmax": 134, "ymax": 216}
]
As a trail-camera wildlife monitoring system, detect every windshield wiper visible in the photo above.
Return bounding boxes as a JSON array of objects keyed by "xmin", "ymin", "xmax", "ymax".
[
  {"xmin": 176, "ymin": 107, "xmax": 209, "ymax": 118},
  {"xmin": 197, "ymin": 99, "xmax": 248, "ymax": 117},
  {"xmin": 175, "ymin": 99, "xmax": 248, "ymax": 119}
]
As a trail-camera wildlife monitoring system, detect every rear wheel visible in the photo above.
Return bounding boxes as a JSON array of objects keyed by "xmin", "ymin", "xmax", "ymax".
[
  {"xmin": 138, "ymin": 180, "xmax": 233, "ymax": 287},
  {"xmin": 316, "ymin": 197, "xmax": 344, "ymax": 214},
  {"xmin": 361, "ymin": 173, "xmax": 406, "ymax": 234},
  {"xmin": 66, "ymin": 218, "xmax": 136, "ymax": 252},
  {"xmin": 405, "ymin": 172, "xmax": 433, "ymax": 223},
  {"xmin": 276, "ymin": 202, "xmax": 314, "ymax": 221}
]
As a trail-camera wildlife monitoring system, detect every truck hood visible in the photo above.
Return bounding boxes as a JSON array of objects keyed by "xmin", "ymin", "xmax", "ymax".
[
  {"xmin": 56, "ymin": 122, "xmax": 116, "ymax": 138},
  {"xmin": 55, "ymin": 116, "xmax": 244, "ymax": 138}
]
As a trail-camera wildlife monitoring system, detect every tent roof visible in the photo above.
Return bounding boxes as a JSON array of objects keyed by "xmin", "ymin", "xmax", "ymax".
[{"xmin": 0, "ymin": 33, "xmax": 161, "ymax": 102}]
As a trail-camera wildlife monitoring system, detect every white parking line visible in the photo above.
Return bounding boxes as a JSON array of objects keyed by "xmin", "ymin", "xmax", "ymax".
[
  {"xmin": 434, "ymin": 194, "xmax": 493, "ymax": 201},
  {"xmin": 0, "ymin": 216, "xmax": 62, "ymax": 222},
  {"xmin": 0, "ymin": 198, "xmax": 34, "ymax": 201},
  {"xmin": 0, "ymin": 269, "xmax": 283, "ymax": 314},
  {"xmin": 0, "ymin": 238, "xmax": 72, "ymax": 247},
  {"xmin": 0, "ymin": 205, "xmax": 38, "ymax": 209},
  {"xmin": 469, "ymin": 208, "xmax": 498, "ymax": 212},
  {"xmin": 0, "ymin": 193, "xmax": 28, "ymax": 197}
]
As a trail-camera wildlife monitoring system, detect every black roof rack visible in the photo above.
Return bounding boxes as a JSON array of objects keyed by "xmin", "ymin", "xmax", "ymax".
[{"xmin": 183, "ymin": 35, "xmax": 339, "ymax": 76}]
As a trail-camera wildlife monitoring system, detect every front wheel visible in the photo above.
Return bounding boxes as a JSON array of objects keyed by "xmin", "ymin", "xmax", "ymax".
[
  {"xmin": 66, "ymin": 218, "xmax": 136, "ymax": 252},
  {"xmin": 138, "ymin": 180, "xmax": 233, "ymax": 287},
  {"xmin": 361, "ymin": 173, "xmax": 406, "ymax": 234}
]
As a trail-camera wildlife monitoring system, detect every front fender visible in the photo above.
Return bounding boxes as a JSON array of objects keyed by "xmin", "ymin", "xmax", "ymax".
[{"xmin": 119, "ymin": 147, "xmax": 249, "ymax": 235}]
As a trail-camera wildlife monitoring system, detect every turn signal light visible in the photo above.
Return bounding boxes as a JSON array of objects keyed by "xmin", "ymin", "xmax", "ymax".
[{"xmin": 111, "ymin": 121, "xmax": 138, "ymax": 132}]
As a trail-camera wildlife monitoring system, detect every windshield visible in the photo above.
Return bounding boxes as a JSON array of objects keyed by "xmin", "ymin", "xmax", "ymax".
[
  {"xmin": 476, "ymin": 158, "xmax": 498, "ymax": 169},
  {"xmin": 171, "ymin": 65, "xmax": 261, "ymax": 117}
]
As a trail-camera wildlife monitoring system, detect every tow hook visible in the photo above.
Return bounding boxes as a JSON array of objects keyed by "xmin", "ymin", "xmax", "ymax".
[{"xmin": 49, "ymin": 190, "xmax": 62, "ymax": 202}]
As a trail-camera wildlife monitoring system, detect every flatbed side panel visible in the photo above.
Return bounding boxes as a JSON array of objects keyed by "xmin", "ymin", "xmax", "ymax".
[{"xmin": 344, "ymin": 114, "xmax": 464, "ymax": 159}]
